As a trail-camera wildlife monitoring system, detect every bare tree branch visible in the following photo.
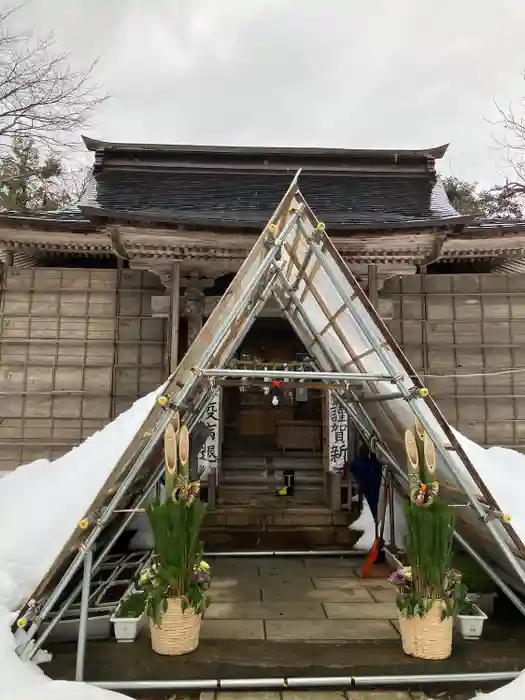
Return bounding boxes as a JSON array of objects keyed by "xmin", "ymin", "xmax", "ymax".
[
  {"xmin": 491, "ymin": 75, "xmax": 525, "ymax": 198},
  {"xmin": 0, "ymin": 6, "xmax": 108, "ymax": 154}
]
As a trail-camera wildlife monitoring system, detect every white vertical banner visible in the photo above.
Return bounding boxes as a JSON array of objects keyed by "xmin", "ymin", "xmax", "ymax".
[
  {"xmin": 328, "ymin": 390, "xmax": 349, "ymax": 472},
  {"xmin": 197, "ymin": 388, "xmax": 221, "ymax": 478}
]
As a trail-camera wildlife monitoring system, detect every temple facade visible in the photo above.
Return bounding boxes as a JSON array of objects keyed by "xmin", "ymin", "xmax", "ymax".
[{"xmin": 1, "ymin": 138, "xmax": 525, "ymax": 539}]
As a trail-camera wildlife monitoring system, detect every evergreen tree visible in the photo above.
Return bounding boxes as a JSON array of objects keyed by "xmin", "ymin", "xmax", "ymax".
[
  {"xmin": 442, "ymin": 175, "xmax": 522, "ymax": 219},
  {"xmin": 0, "ymin": 137, "xmax": 71, "ymax": 211}
]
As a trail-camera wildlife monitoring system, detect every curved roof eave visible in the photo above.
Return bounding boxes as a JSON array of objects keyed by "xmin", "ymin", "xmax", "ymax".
[
  {"xmin": 82, "ymin": 135, "xmax": 449, "ymax": 161},
  {"xmin": 78, "ymin": 204, "xmax": 470, "ymax": 232}
]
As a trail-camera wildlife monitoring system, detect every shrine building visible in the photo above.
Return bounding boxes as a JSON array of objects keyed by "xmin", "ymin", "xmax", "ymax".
[{"xmin": 1, "ymin": 138, "xmax": 525, "ymax": 544}]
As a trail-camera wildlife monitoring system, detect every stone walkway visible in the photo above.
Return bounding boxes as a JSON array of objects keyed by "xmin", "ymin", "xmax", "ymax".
[{"xmin": 203, "ymin": 556, "xmax": 399, "ymax": 641}]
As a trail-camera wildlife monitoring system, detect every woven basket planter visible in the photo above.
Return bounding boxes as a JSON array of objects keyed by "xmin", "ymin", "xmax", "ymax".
[
  {"xmin": 149, "ymin": 597, "xmax": 202, "ymax": 656},
  {"xmin": 398, "ymin": 600, "xmax": 453, "ymax": 660}
]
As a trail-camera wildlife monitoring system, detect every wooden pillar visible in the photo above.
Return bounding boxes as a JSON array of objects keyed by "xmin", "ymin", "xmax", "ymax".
[
  {"xmin": 367, "ymin": 263, "xmax": 378, "ymax": 309},
  {"xmin": 184, "ymin": 288, "xmax": 205, "ymax": 348},
  {"xmin": 169, "ymin": 263, "xmax": 180, "ymax": 373}
]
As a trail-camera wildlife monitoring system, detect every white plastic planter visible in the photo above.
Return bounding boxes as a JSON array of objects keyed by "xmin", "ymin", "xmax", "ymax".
[
  {"xmin": 456, "ymin": 604, "xmax": 487, "ymax": 640},
  {"xmin": 110, "ymin": 612, "xmax": 144, "ymax": 643}
]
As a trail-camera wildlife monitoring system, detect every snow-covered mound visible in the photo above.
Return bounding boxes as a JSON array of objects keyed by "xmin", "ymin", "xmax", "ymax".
[
  {"xmin": 453, "ymin": 430, "xmax": 525, "ymax": 543},
  {"xmin": 0, "ymin": 389, "xmax": 163, "ymax": 699},
  {"xmin": 0, "ymin": 389, "xmax": 161, "ymax": 613}
]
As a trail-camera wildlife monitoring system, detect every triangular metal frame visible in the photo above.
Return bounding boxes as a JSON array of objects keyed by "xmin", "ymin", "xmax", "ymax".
[{"xmin": 14, "ymin": 173, "xmax": 525, "ymax": 664}]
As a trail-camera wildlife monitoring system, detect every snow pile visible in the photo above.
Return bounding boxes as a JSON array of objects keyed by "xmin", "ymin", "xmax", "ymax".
[
  {"xmin": 0, "ymin": 608, "xmax": 128, "ymax": 700},
  {"xmin": 0, "ymin": 389, "xmax": 162, "ymax": 612},
  {"xmin": 349, "ymin": 499, "xmax": 376, "ymax": 551},
  {"xmin": 453, "ymin": 430, "xmax": 525, "ymax": 544},
  {"xmin": 0, "ymin": 388, "xmax": 165, "ymax": 699},
  {"xmin": 475, "ymin": 673, "xmax": 525, "ymax": 699}
]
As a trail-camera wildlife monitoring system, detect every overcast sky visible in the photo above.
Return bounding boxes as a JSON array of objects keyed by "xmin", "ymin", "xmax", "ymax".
[{"xmin": 8, "ymin": 0, "xmax": 525, "ymax": 185}]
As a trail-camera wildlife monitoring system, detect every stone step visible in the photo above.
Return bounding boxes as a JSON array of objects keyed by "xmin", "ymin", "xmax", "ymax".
[
  {"xmin": 272, "ymin": 456, "xmax": 323, "ymax": 470},
  {"xmin": 223, "ymin": 449, "xmax": 323, "ymax": 459},
  {"xmin": 202, "ymin": 525, "xmax": 359, "ymax": 550},
  {"xmin": 217, "ymin": 485, "xmax": 325, "ymax": 506},
  {"xmin": 221, "ymin": 456, "xmax": 268, "ymax": 469},
  {"xmin": 221, "ymin": 470, "xmax": 323, "ymax": 485},
  {"xmin": 222, "ymin": 456, "xmax": 323, "ymax": 471},
  {"xmin": 220, "ymin": 469, "xmax": 268, "ymax": 482},
  {"xmin": 205, "ymin": 505, "xmax": 348, "ymax": 528}
]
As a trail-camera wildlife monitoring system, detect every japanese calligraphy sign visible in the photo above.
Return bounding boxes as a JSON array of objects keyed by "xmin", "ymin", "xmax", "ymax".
[
  {"xmin": 328, "ymin": 390, "xmax": 349, "ymax": 472},
  {"xmin": 197, "ymin": 389, "xmax": 221, "ymax": 478}
]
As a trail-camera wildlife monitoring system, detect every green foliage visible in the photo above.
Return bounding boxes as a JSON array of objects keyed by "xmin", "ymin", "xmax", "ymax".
[
  {"xmin": 459, "ymin": 599, "xmax": 479, "ymax": 616},
  {"xmin": 0, "ymin": 136, "xmax": 71, "ymax": 212},
  {"xmin": 140, "ymin": 492, "xmax": 210, "ymax": 625},
  {"xmin": 442, "ymin": 175, "xmax": 522, "ymax": 219},
  {"xmin": 115, "ymin": 590, "xmax": 146, "ymax": 619},
  {"xmin": 395, "ymin": 500, "xmax": 466, "ymax": 619}
]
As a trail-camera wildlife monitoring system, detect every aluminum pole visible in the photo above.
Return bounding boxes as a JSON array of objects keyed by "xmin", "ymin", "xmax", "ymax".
[
  {"xmin": 26, "ymin": 461, "xmax": 163, "ymax": 659},
  {"xmin": 204, "ymin": 550, "xmax": 361, "ymax": 557},
  {"xmin": 338, "ymin": 393, "xmax": 525, "ymax": 617},
  {"xmin": 92, "ymin": 670, "xmax": 519, "ymax": 692},
  {"xmin": 75, "ymin": 547, "xmax": 92, "ymax": 681},
  {"xmin": 306, "ymin": 233, "xmax": 525, "ymax": 589},
  {"xmin": 20, "ymin": 213, "xmax": 298, "ymax": 657},
  {"xmin": 199, "ymin": 369, "xmax": 393, "ymax": 382},
  {"xmin": 272, "ymin": 271, "xmax": 524, "ymax": 616}
]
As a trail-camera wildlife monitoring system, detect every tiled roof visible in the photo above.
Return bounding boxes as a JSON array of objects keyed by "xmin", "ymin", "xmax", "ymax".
[
  {"xmin": 81, "ymin": 170, "xmax": 463, "ymax": 230},
  {"xmin": 0, "ymin": 205, "xmax": 92, "ymax": 229}
]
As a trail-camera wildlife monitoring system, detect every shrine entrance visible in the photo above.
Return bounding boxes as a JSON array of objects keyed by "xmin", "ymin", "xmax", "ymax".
[
  {"xmin": 222, "ymin": 318, "xmax": 323, "ymax": 456},
  {"xmin": 202, "ymin": 317, "xmax": 355, "ymax": 515}
]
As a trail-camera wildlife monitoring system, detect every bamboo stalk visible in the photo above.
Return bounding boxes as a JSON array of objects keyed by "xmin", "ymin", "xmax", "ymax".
[
  {"xmin": 413, "ymin": 418, "xmax": 426, "ymax": 478},
  {"xmin": 178, "ymin": 424, "xmax": 190, "ymax": 479},
  {"xmin": 423, "ymin": 431, "xmax": 437, "ymax": 478},
  {"xmin": 164, "ymin": 422, "xmax": 178, "ymax": 497},
  {"xmin": 405, "ymin": 428, "xmax": 419, "ymax": 478}
]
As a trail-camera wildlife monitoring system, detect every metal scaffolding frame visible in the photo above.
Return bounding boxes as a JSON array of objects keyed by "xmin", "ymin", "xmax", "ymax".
[{"xmin": 11, "ymin": 173, "xmax": 525, "ymax": 690}]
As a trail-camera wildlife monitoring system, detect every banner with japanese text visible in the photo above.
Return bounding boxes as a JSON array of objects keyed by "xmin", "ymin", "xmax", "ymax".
[
  {"xmin": 197, "ymin": 389, "xmax": 221, "ymax": 478},
  {"xmin": 328, "ymin": 390, "xmax": 349, "ymax": 472}
]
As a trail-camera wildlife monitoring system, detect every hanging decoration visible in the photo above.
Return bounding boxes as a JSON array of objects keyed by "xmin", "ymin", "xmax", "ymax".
[
  {"xmin": 270, "ymin": 379, "xmax": 281, "ymax": 406},
  {"xmin": 227, "ymin": 358, "xmax": 314, "ymax": 372},
  {"xmin": 263, "ymin": 367, "xmax": 270, "ymax": 395}
]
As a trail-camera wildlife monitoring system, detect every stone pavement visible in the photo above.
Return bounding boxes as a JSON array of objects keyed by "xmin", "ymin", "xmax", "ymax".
[{"xmin": 203, "ymin": 555, "xmax": 399, "ymax": 642}]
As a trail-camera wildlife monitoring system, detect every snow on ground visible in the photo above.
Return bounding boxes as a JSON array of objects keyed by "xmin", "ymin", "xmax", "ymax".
[
  {"xmin": 349, "ymin": 498, "xmax": 376, "ymax": 551},
  {"xmin": 0, "ymin": 388, "xmax": 163, "ymax": 699},
  {"xmin": 475, "ymin": 673, "xmax": 525, "ymax": 699},
  {"xmin": 0, "ymin": 608, "xmax": 128, "ymax": 700},
  {"xmin": 453, "ymin": 430, "xmax": 525, "ymax": 544},
  {"xmin": 0, "ymin": 386, "xmax": 523, "ymax": 699}
]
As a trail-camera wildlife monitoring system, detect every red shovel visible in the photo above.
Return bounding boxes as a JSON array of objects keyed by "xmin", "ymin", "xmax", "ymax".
[{"xmin": 360, "ymin": 478, "xmax": 389, "ymax": 578}]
